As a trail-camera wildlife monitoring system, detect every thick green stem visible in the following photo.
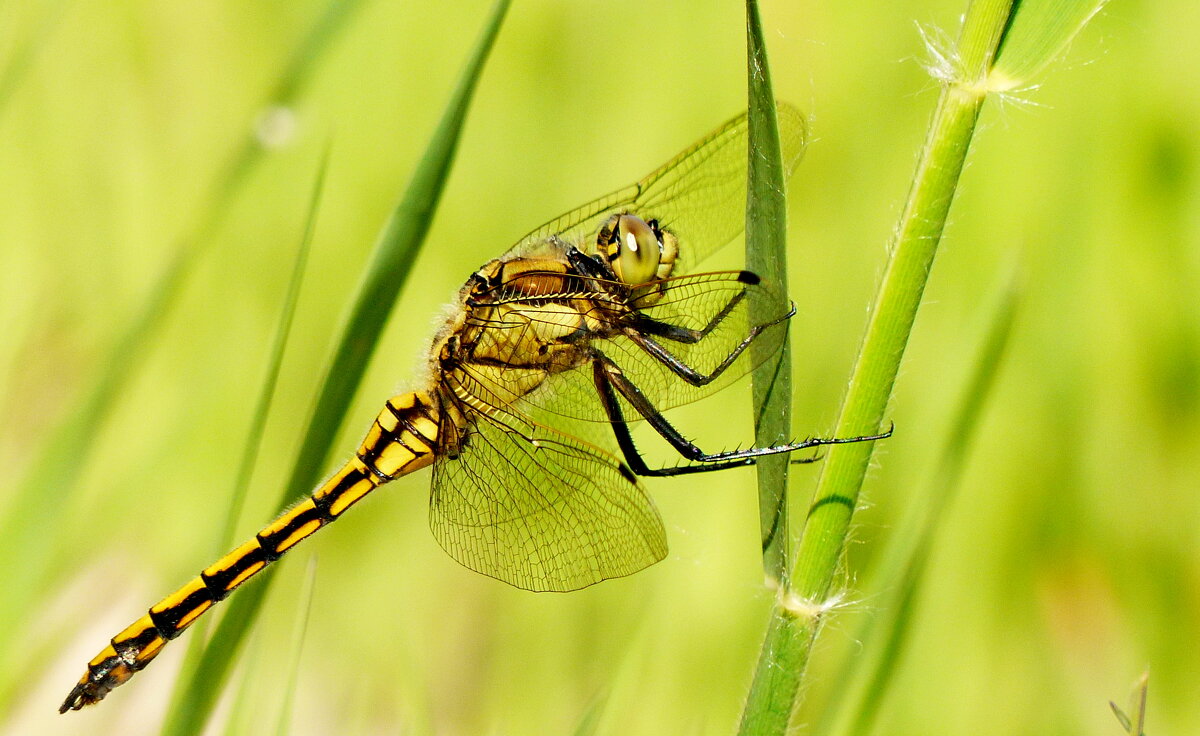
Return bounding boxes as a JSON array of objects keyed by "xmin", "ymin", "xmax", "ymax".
[{"xmin": 792, "ymin": 87, "xmax": 985, "ymax": 597}]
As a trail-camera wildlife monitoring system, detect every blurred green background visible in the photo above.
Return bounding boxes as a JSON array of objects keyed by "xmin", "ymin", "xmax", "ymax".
[{"xmin": 1, "ymin": 0, "xmax": 1194, "ymax": 733}]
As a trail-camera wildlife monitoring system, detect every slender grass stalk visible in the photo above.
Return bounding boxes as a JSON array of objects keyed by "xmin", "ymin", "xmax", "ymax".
[
  {"xmin": 738, "ymin": 0, "xmax": 1105, "ymax": 731},
  {"xmin": 739, "ymin": 39, "xmax": 996, "ymax": 736},
  {"xmin": 273, "ymin": 557, "xmax": 318, "ymax": 736},
  {"xmin": 821, "ymin": 273, "xmax": 1019, "ymax": 736},
  {"xmin": 1110, "ymin": 671, "xmax": 1149, "ymax": 736},
  {"xmin": 163, "ymin": 143, "xmax": 330, "ymax": 729},
  {"xmin": 219, "ymin": 141, "xmax": 330, "ymax": 556},
  {"xmin": 0, "ymin": 0, "xmax": 71, "ymax": 116},
  {"xmin": 570, "ymin": 695, "xmax": 608, "ymax": 736},
  {"xmin": 220, "ymin": 633, "xmax": 265, "ymax": 736},
  {"xmin": 744, "ymin": 0, "xmax": 795, "ymax": 586},
  {"xmin": 158, "ymin": 2, "xmax": 510, "ymax": 732},
  {"xmin": 0, "ymin": 0, "xmax": 364, "ymax": 711}
]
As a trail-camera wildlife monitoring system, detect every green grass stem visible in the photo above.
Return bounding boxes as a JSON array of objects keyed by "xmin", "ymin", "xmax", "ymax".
[
  {"xmin": 273, "ymin": 557, "xmax": 318, "ymax": 736},
  {"xmin": 570, "ymin": 695, "xmax": 608, "ymax": 736},
  {"xmin": 217, "ymin": 141, "xmax": 329, "ymax": 556},
  {"xmin": 1110, "ymin": 671, "xmax": 1150, "ymax": 736},
  {"xmin": 220, "ymin": 632, "xmax": 265, "ymax": 736},
  {"xmin": 821, "ymin": 273, "xmax": 1019, "ymax": 736},
  {"xmin": 0, "ymin": 0, "xmax": 71, "ymax": 117}
]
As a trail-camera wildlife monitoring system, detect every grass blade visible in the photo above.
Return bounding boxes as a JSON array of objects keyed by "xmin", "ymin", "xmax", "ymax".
[
  {"xmin": 0, "ymin": 0, "xmax": 72, "ymax": 117},
  {"xmin": 991, "ymin": 0, "xmax": 1112, "ymax": 87},
  {"xmin": 220, "ymin": 140, "xmax": 329, "ymax": 556},
  {"xmin": 273, "ymin": 556, "xmax": 318, "ymax": 736},
  {"xmin": 158, "ymin": 2, "xmax": 511, "ymax": 732},
  {"xmin": 0, "ymin": 0, "xmax": 364, "ymax": 708},
  {"xmin": 570, "ymin": 695, "xmax": 608, "ymax": 736},
  {"xmin": 744, "ymin": 0, "xmax": 797, "ymax": 587},
  {"xmin": 1110, "ymin": 671, "xmax": 1150, "ymax": 736},
  {"xmin": 220, "ymin": 632, "xmax": 265, "ymax": 736}
]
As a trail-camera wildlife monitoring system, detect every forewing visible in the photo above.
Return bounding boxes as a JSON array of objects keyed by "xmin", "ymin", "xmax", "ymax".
[
  {"xmin": 428, "ymin": 406, "xmax": 667, "ymax": 592},
  {"xmin": 508, "ymin": 104, "xmax": 807, "ymax": 274}
]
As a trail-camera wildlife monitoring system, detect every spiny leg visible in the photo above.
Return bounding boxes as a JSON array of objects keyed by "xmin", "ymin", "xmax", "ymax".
[
  {"xmin": 631, "ymin": 274, "xmax": 756, "ymax": 345},
  {"xmin": 625, "ymin": 302, "xmax": 794, "ymax": 388},
  {"xmin": 592, "ymin": 357, "xmax": 754, "ymax": 477},
  {"xmin": 625, "ymin": 272, "xmax": 795, "ymax": 386},
  {"xmin": 590, "ymin": 352, "xmax": 890, "ymax": 478}
]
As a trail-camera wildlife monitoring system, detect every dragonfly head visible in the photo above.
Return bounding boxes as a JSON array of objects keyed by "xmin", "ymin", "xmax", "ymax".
[{"xmin": 600, "ymin": 214, "xmax": 678, "ymax": 286}]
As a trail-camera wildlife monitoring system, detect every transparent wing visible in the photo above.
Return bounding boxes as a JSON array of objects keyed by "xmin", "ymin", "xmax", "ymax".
[
  {"xmin": 428, "ymin": 404, "xmax": 668, "ymax": 592},
  {"xmin": 507, "ymin": 103, "xmax": 807, "ymax": 274}
]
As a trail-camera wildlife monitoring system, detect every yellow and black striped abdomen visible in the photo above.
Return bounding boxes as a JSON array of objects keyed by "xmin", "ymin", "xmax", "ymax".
[{"xmin": 59, "ymin": 391, "xmax": 443, "ymax": 712}]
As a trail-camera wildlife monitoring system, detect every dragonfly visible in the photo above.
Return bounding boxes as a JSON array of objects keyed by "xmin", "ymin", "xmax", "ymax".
[{"xmin": 60, "ymin": 103, "xmax": 889, "ymax": 712}]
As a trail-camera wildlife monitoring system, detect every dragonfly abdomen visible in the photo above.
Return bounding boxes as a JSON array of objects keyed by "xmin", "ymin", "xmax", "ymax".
[{"xmin": 59, "ymin": 391, "xmax": 442, "ymax": 712}]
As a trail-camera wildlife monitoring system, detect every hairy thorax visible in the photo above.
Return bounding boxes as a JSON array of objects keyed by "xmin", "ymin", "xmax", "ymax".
[{"xmin": 431, "ymin": 245, "xmax": 620, "ymax": 428}]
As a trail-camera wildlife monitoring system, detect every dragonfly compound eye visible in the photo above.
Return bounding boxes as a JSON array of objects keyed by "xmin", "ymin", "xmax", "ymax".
[{"xmin": 613, "ymin": 215, "xmax": 662, "ymax": 285}]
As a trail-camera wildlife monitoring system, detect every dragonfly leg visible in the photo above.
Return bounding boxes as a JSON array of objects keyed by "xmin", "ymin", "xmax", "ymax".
[
  {"xmin": 632, "ymin": 277, "xmax": 759, "ymax": 344},
  {"xmin": 591, "ymin": 353, "xmax": 891, "ymax": 477},
  {"xmin": 566, "ymin": 243, "xmax": 788, "ymax": 352},
  {"xmin": 624, "ymin": 301, "xmax": 795, "ymax": 387}
]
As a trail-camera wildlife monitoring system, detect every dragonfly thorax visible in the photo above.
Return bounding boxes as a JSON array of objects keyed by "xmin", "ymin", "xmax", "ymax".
[{"xmin": 430, "ymin": 253, "xmax": 603, "ymax": 423}]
